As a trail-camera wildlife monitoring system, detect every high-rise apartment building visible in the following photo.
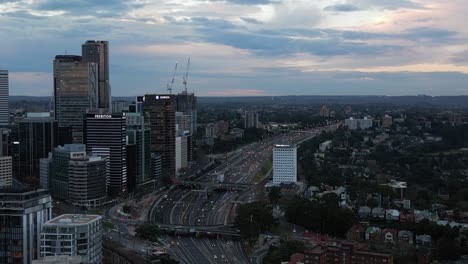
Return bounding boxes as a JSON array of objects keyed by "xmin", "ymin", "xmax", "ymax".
[
  {"xmin": 12, "ymin": 112, "xmax": 58, "ymax": 184},
  {"xmin": 143, "ymin": 94, "xmax": 175, "ymax": 179},
  {"xmin": 82, "ymin": 40, "xmax": 110, "ymax": 109},
  {"xmin": 244, "ymin": 111, "xmax": 260, "ymax": 128},
  {"xmin": 319, "ymin": 105, "xmax": 330, "ymax": 117},
  {"xmin": 53, "ymin": 55, "xmax": 98, "ymax": 143},
  {"xmin": 0, "ymin": 187, "xmax": 52, "ymax": 264},
  {"xmin": 0, "ymin": 156, "xmax": 12, "ymax": 188},
  {"xmin": 84, "ymin": 112, "xmax": 127, "ymax": 196},
  {"xmin": 40, "ymin": 214, "xmax": 102, "ymax": 264},
  {"xmin": 49, "ymin": 144, "xmax": 107, "ymax": 207},
  {"xmin": 273, "ymin": 144, "xmax": 297, "ymax": 184},
  {"xmin": 0, "ymin": 70, "xmax": 8, "ymax": 125},
  {"xmin": 175, "ymin": 92, "xmax": 197, "ymax": 135}
]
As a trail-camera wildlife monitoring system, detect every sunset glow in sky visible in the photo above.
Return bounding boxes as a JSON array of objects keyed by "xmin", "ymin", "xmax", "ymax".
[{"xmin": 1, "ymin": 0, "xmax": 467, "ymax": 96}]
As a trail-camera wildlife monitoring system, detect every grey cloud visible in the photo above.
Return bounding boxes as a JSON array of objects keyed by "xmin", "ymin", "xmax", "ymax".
[
  {"xmin": 208, "ymin": 0, "xmax": 278, "ymax": 5},
  {"xmin": 32, "ymin": 0, "xmax": 143, "ymax": 16},
  {"xmin": 324, "ymin": 4, "xmax": 361, "ymax": 12},
  {"xmin": 450, "ymin": 50, "xmax": 468, "ymax": 65},
  {"xmin": 240, "ymin": 17, "xmax": 263, "ymax": 24},
  {"xmin": 0, "ymin": 10, "xmax": 48, "ymax": 20}
]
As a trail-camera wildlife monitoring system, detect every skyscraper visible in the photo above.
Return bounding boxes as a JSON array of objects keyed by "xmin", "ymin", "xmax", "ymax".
[
  {"xmin": 126, "ymin": 112, "xmax": 152, "ymax": 191},
  {"xmin": 143, "ymin": 94, "xmax": 176, "ymax": 179},
  {"xmin": 0, "ymin": 187, "xmax": 52, "ymax": 264},
  {"xmin": 244, "ymin": 111, "xmax": 260, "ymax": 128},
  {"xmin": 0, "ymin": 70, "xmax": 8, "ymax": 125},
  {"xmin": 84, "ymin": 112, "xmax": 127, "ymax": 196},
  {"xmin": 12, "ymin": 112, "xmax": 58, "ymax": 184},
  {"xmin": 82, "ymin": 40, "xmax": 110, "ymax": 109},
  {"xmin": 175, "ymin": 92, "xmax": 197, "ymax": 135},
  {"xmin": 53, "ymin": 55, "xmax": 98, "ymax": 143}
]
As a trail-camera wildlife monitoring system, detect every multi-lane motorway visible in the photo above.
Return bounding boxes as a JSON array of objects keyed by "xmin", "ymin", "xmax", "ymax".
[{"xmin": 150, "ymin": 126, "xmax": 338, "ymax": 263}]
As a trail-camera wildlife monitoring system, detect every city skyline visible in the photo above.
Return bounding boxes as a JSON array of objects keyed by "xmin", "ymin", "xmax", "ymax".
[{"xmin": 1, "ymin": 0, "xmax": 468, "ymax": 97}]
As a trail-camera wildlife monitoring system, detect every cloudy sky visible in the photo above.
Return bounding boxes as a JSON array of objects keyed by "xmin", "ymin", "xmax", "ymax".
[{"xmin": 1, "ymin": 0, "xmax": 468, "ymax": 96}]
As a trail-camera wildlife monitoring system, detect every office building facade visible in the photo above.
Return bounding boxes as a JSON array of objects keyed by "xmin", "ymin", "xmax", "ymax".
[
  {"xmin": 0, "ymin": 187, "xmax": 52, "ymax": 264},
  {"xmin": 273, "ymin": 144, "xmax": 297, "ymax": 184},
  {"xmin": 126, "ymin": 112, "xmax": 152, "ymax": 191},
  {"xmin": 40, "ymin": 214, "xmax": 102, "ymax": 264},
  {"xmin": 82, "ymin": 40, "xmax": 110, "ymax": 109},
  {"xmin": 12, "ymin": 112, "xmax": 58, "ymax": 184},
  {"xmin": 53, "ymin": 55, "xmax": 98, "ymax": 143},
  {"xmin": 0, "ymin": 156, "xmax": 12, "ymax": 188},
  {"xmin": 84, "ymin": 112, "xmax": 127, "ymax": 196},
  {"xmin": 150, "ymin": 153, "xmax": 162, "ymax": 183},
  {"xmin": 49, "ymin": 144, "xmax": 107, "ymax": 207},
  {"xmin": 143, "ymin": 94, "xmax": 175, "ymax": 179},
  {"xmin": 0, "ymin": 70, "xmax": 8, "ymax": 125}
]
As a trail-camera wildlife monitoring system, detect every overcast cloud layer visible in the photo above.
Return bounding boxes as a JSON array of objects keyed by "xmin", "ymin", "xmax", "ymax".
[{"xmin": 1, "ymin": 0, "xmax": 467, "ymax": 96}]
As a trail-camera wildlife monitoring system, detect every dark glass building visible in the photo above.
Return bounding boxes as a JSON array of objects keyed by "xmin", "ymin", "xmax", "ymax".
[
  {"xmin": 143, "ymin": 94, "xmax": 175, "ymax": 179},
  {"xmin": 12, "ymin": 113, "xmax": 58, "ymax": 185},
  {"xmin": 126, "ymin": 144, "xmax": 137, "ymax": 193},
  {"xmin": 126, "ymin": 112, "xmax": 152, "ymax": 191},
  {"xmin": 84, "ymin": 112, "xmax": 127, "ymax": 196}
]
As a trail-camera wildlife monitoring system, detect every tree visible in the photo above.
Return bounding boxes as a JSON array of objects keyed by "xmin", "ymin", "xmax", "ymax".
[
  {"xmin": 269, "ymin": 187, "xmax": 282, "ymax": 204},
  {"xmin": 135, "ymin": 224, "xmax": 162, "ymax": 242},
  {"xmin": 122, "ymin": 204, "xmax": 131, "ymax": 214},
  {"xmin": 236, "ymin": 202, "xmax": 277, "ymax": 240},
  {"xmin": 285, "ymin": 196, "xmax": 355, "ymax": 238}
]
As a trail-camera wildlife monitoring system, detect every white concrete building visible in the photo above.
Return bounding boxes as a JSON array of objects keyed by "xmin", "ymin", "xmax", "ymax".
[
  {"xmin": 40, "ymin": 214, "xmax": 102, "ymax": 264},
  {"xmin": 175, "ymin": 136, "xmax": 182, "ymax": 174},
  {"xmin": 273, "ymin": 144, "xmax": 297, "ymax": 184},
  {"xmin": 0, "ymin": 156, "xmax": 12, "ymax": 188}
]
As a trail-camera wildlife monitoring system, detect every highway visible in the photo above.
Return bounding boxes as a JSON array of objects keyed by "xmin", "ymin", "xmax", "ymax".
[{"xmin": 149, "ymin": 126, "xmax": 339, "ymax": 263}]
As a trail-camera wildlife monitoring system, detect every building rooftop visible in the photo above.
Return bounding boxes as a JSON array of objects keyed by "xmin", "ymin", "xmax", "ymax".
[
  {"xmin": 55, "ymin": 144, "xmax": 86, "ymax": 153},
  {"xmin": 275, "ymin": 144, "xmax": 296, "ymax": 148},
  {"xmin": 46, "ymin": 214, "xmax": 101, "ymax": 226}
]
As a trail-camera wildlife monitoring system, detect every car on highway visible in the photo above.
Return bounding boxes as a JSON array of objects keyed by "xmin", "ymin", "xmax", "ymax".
[{"xmin": 214, "ymin": 255, "xmax": 218, "ymax": 259}]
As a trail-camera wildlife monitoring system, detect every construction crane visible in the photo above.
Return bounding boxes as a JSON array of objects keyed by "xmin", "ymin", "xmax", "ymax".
[
  {"xmin": 166, "ymin": 62, "xmax": 178, "ymax": 94},
  {"xmin": 182, "ymin": 57, "xmax": 191, "ymax": 94}
]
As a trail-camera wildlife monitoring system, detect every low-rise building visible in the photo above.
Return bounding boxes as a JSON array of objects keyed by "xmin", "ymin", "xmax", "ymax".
[
  {"xmin": 304, "ymin": 241, "xmax": 393, "ymax": 264},
  {"xmin": 40, "ymin": 214, "xmax": 102, "ymax": 264}
]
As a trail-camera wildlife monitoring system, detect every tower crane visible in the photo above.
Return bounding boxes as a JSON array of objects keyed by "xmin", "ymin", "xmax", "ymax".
[
  {"xmin": 166, "ymin": 62, "xmax": 178, "ymax": 94},
  {"xmin": 182, "ymin": 57, "xmax": 191, "ymax": 94}
]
